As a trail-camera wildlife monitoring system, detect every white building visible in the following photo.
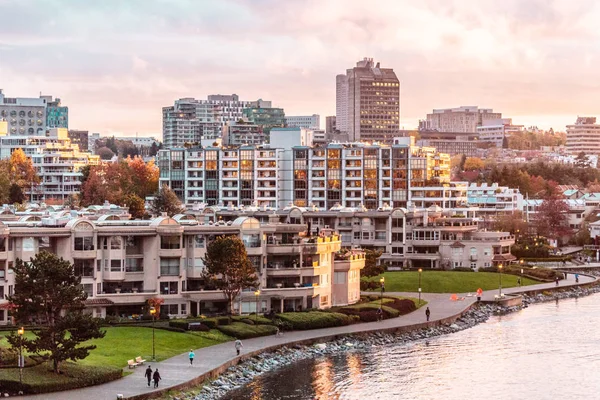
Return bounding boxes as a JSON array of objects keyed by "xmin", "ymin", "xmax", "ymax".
[
  {"xmin": 566, "ymin": 117, "xmax": 600, "ymax": 155},
  {"xmin": 425, "ymin": 106, "xmax": 502, "ymax": 133},
  {"xmin": 477, "ymin": 118, "xmax": 524, "ymax": 147},
  {"xmin": 285, "ymin": 115, "xmax": 320, "ymax": 130}
]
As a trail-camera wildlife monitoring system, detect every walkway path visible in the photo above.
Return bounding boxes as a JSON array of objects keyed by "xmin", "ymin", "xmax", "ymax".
[{"xmin": 22, "ymin": 273, "xmax": 597, "ymax": 400}]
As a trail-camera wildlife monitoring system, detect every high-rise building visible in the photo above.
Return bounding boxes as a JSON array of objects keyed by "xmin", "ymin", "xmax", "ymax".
[
  {"xmin": 566, "ymin": 117, "xmax": 600, "ymax": 154},
  {"xmin": 336, "ymin": 58, "xmax": 400, "ymax": 142},
  {"xmin": 425, "ymin": 106, "xmax": 502, "ymax": 133},
  {"xmin": 242, "ymin": 100, "xmax": 285, "ymax": 137},
  {"xmin": 43, "ymin": 95, "xmax": 69, "ymax": 128},
  {"xmin": 285, "ymin": 114, "xmax": 320, "ymax": 130},
  {"xmin": 326, "ymin": 116, "xmax": 337, "ymax": 134},
  {"xmin": 0, "ymin": 89, "xmax": 47, "ymax": 135},
  {"xmin": 162, "ymin": 96, "xmax": 279, "ymax": 148}
]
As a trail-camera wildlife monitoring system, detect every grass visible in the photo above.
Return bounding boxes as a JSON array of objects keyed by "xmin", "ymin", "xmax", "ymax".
[
  {"xmin": 364, "ymin": 271, "xmax": 540, "ymax": 293},
  {"xmin": 78, "ymin": 326, "xmax": 231, "ymax": 369}
]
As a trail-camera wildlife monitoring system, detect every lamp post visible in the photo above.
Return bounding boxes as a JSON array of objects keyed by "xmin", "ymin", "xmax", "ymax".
[
  {"xmin": 149, "ymin": 307, "xmax": 156, "ymax": 362},
  {"xmin": 254, "ymin": 290, "xmax": 260, "ymax": 321},
  {"xmin": 18, "ymin": 326, "xmax": 24, "ymax": 387},
  {"xmin": 520, "ymin": 259, "xmax": 524, "ymax": 287},
  {"xmin": 379, "ymin": 277, "xmax": 385, "ymax": 308},
  {"xmin": 418, "ymin": 268, "xmax": 423, "ymax": 305},
  {"xmin": 498, "ymin": 264, "xmax": 503, "ymax": 297}
]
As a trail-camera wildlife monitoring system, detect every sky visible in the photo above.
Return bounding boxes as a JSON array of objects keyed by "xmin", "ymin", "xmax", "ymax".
[{"xmin": 1, "ymin": 0, "xmax": 599, "ymax": 137}]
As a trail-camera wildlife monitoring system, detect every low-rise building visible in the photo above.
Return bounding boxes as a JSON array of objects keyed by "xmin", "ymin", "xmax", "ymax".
[{"xmin": 0, "ymin": 205, "xmax": 364, "ymax": 325}]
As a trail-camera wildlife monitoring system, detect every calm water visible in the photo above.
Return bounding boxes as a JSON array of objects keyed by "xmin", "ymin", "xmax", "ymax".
[{"xmin": 224, "ymin": 294, "xmax": 600, "ymax": 400}]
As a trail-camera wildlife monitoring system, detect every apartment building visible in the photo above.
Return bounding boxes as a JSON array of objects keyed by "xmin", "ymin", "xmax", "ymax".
[
  {"xmin": 210, "ymin": 205, "xmax": 515, "ymax": 271},
  {"xmin": 425, "ymin": 106, "xmax": 502, "ymax": 133},
  {"xmin": 222, "ymin": 121, "xmax": 265, "ymax": 146},
  {"xmin": 158, "ymin": 134, "xmax": 451, "ymax": 210},
  {"xmin": 0, "ymin": 90, "xmax": 68, "ymax": 133},
  {"xmin": 477, "ymin": 118, "xmax": 524, "ymax": 147},
  {"xmin": 285, "ymin": 115, "xmax": 320, "ymax": 130},
  {"xmin": 0, "ymin": 128, "xmax": 100, "ymax": 202},
  {"xmin": 0, "ymin": 205, "xmax": 364, "ymax": 325},
  {"xmin": 566, "ymin": 117, "xmax": 600, "ymax": 154},
  {"xmin": 336, "ymin": 58, "xmax": 400, "ymax": 142},
  {"xmin": 467, "ymin": 183, "xmax": 524, "ymax": 217}
]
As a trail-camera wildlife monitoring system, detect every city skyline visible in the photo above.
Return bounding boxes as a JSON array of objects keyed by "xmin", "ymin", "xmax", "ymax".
[{"xmin": 1, "ymin": 0, "xmax": 599, "ymax": 136}]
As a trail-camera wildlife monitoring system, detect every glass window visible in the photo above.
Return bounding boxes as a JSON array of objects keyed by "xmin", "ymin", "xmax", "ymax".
[
  {"xmin": 194, "ymin": 235, "xmax": 205, "ymax": 248},
  {"xmin": 161, "ymin": 235, "xmax": 180, "ymax": 250},
  {"xmin": 159, "ymin": 282, "xmax": 178, "ymax": 295},
  {"xmin": 110, "ymin": 259, "xmax": 122, "ymax": 272},
  {"xmin": 111, "ymin": 237, "xmax": 121, "ymax": 250},
  {"xmin": 160, "ymin": 258, "xmax": 180, "ymax": 276},
  {"xmin": 75, "ymin": 237, "xmax": 95, "ymax": 251}
]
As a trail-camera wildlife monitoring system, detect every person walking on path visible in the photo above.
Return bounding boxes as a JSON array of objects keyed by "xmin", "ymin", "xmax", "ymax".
[
  {"xmin": 425, "ymin": 307, "xmax": 431, "ymax": 322},
  {"xmin": 144, "ymin": 366, "xmax": 152, "ymax": 387},
  {"xmin": 153, "ymin": 369, "xmax": 161, "ymax": 388},
  {"xmin": 576, "ymin": 273, "xmax": 580, "ymax": 283},
  {"xmin": 189, "ymin": 349, "xmax": 195, "ymax": 366},
  {"xmin": 376, "ymin": 307, "xmax": 383, "ymax": 322},
  {"xmin": 555, "ymin": 276, "xmax": 560, "ymax": 286},
  {"xmin": 235, "ymin": 339, "xmax": 243, "ymax": 356}
]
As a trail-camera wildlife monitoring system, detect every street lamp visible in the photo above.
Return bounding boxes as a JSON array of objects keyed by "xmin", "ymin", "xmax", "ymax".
[
  {"xmin": 18, "ymin": 327, "xmax": 24, "ymax": 387},
  {"xmin": 418, "ymin": 268, "xmax": 423, "ymax": 305},
  {"xmin": 149, "ymin": 307, "xmax": 156, "ymax": 361},
  {"xmin": 498, "ymin": 264, "xmax": 503, "ymax": 297},
  {"xmin": 254, "ymin": 290, "xmax": 260, "ymax": 321},
  {"xmin": 520, "ymin": 260, "xmax": 524, "ymax": 287},
  {"xmin": 379, "ymin": 277, "xmax": 385, "ymax": 308}
]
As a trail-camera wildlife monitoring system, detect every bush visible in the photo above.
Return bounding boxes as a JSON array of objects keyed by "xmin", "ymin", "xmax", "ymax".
[
  {"xmin": 276, "ymin": 311, "xmax": 355, "ymax": 330},
  {"xmin": 217, "ymin": 322, "xmax": 278, "ymax": 339},
  {"xmin": 0, "ymin": 346, "xmax": 18, "ymax": 366},
  {"xmin": 189, "ymin": 323, "xmax": 210, "ymax": 332},
  {"xmin": 385, "ymin": 298, "xmax": 417, "ymax": 315},
  {"xmin": 168, "ymin": 320, "xmax": 190, "ymax": 330},
  {"xmin": 360, "ymin": 281, "xmax": 378, "ymax": 291},
  {"xmin": 202, "ymin": 318, "xmax": 218, "ymax": 329},
  {"xmin": 217, "ymin": 317, "xmax": 231, "ymax": 326},
  {"xmin": 240, "ymin": 318, "xmax": 255, "ymax": 325},
  {"xmin": 452, "ymin": 267, "xmax": 474, "ymax": 272}
]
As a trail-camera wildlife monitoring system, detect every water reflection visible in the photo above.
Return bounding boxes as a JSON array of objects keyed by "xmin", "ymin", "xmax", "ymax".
[{"xmin": 224, "ymin": 294, "xmax": 600, "ymax": 400}]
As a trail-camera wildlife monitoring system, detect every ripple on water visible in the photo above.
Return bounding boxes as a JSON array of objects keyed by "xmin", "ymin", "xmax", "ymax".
[{"xmin": 222, "ymin": 293, "xmax": 600, "ymax": 400}]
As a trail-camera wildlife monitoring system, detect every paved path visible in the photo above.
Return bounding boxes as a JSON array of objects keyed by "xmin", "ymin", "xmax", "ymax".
[{"xmin": 21, "ymin": 272, "xmax": 597, "ymax": 400}]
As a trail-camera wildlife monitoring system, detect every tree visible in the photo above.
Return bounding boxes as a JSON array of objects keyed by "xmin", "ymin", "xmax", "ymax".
[
  {"xmin": 149, "ymin": 142, "xmax": 159, "ymax": 157},
  {"xmin": 203, "ymin": 236, "xmax": 258, "ymax": 315},
  {"xmin": 9, "ymin": 148, "xmax": 39, "ymax": 189},
  {"xmin": 123, "ymin": 193, "xmax": 146, "ymax": 219},
  {"xmin": 535, "ymin": 194, "xmax": 572, "ymax": 243},
  {"xmin": 97, "ymin": 146, "xmax": 115, "ymax": 160},
  {"xmin": 463, "ymin": 157, "xmax": 485, "ymax": 171},
  {"xmin": 6, "ymin": 251, "xmax": 105, "ymax": 373},
  {"xmin": 575, "ymin": 151, "xmax": 590, "ymax": 168},
  {"xmin": 9, "ymin": 183, "xmax": 25, "ymax": 204},
  {"xmin": 0, "ymin": 161, "xmax": 10, "ymax": 204},
  {"xmin": 150, "ymin": 185, "xmax": 184, "ymax": 217},
  {"xmin": 362, "ymin": 249, "xmax": 385, "ymax": 277},
  {"xmin": 63, "ymin": 193, "xmax": 81, "ymax": 209}
]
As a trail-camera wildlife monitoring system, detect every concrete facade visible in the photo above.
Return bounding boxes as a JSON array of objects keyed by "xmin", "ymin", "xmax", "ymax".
[
  {"xmin": 566, "ymin": 117, "xmax": 600, "ymax": 154},
  {"xmin": 425, "ymin": 106, "xmax": 502, "ymax": 133}
]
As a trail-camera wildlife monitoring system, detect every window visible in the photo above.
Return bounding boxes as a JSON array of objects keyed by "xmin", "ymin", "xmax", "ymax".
[
  {"xmin": 110, "ymin": 237, "xmax": 121, "ymax": 250},
  {"xmin": 180, "ymin": 303, "xmax": 187, "ymax": 315},
  {"xmin": 96, "ymin": 260, "xmax": 102, "ymax": 272},
  {"xmin": 320, "ymin": 295, "xmax": 329, "ymax": 305},
  {"xmin": 161, "ymin": 235, "xmax": 180, "ymax": 250},
  {"xmin": 110, "ymin": 259, "xmax": 122, "ymax": 272},
  {"xmin": 194, "ymin": 235, "xmax": 205, "ymax": 248},
  {"xmin": 353, "ymin": 232, "xmax": 361, "ymax": 240},
  {"xmin": 320, "ymin": 274, "xmax": 329, "ymax": 286},
  {"xmin": 392, "ymin": 246, "xmax": 403, "ymax": 254},
  {"xmin": 392, "ymin": 232, "xmax": 403, "ymax": 242},
  {"xmin": 125, "ymin": 258, "xmax": 143, "ymax": 272},
  {"xmin": 334, "ymin": 272, "xmax": 347, "ymax": 284},
  {"xmin": 74, "ymin": 260, "xmax": 94, "ymax": 277},
  {"xmin": 74, "ymin": 237, "xmax": 95, "ymax": 251},
  {"xmin": 82, "ymin": 284, "xmax": 93, "ymax": 297},
  {"xmin": 470, "ymin": 262, "xmax": 477, "ymax": 269},
  {"xmin": 160, "ymin": 258, "xmax": 180, "ymax": 276},
  {"xmin": 160, "ymin": 282, "xmax": 178, "ymax": 295}
]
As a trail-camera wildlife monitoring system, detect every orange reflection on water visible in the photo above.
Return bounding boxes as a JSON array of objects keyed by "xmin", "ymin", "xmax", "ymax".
[
  {"xmin": 312, "ymin": 358, "xmax": 339, "ymax": 400},
  {"xmin": 347, "ymin": 353, "xmax": 364, "ymax": 387}
]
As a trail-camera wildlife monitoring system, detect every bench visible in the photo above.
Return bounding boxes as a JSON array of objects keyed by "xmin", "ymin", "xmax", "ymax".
[
  {"xmin": 127, "ymin": 359, "xmax": 139, "ymax": 369},
  {"xmin": 135, "ymin": 356, "xmax": 146, "ymax": 365}
]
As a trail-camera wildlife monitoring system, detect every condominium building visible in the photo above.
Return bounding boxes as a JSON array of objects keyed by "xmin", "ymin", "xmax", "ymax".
[
  {"xmin": 158, "ymin": 133, "xmax": 451, "ymax": 210},
  {"xmin": 0, "ymin": 90, "xmax": 68, "ymax": 133},
  {"xmin": 285, "ymin": 114, "xmax": 320, "ymax": 130},
  {"xmin": 0, "ymin": 206, "xmax": 364, "ymax": 325},
  {"xmin": 222, "ymin": 121, "xmax": 266, "ymax": 146},
  {"xmin": 336, "ymin": 58, "xmax": 400, "ymax": 142},
  {"xmin": 242, "ymin": 101, "xmax": 285, "ymax": 136},
  {"xmin": 566, "ymin": 117, "xmax": 600, "ymax": 154},
  {"xmin": 68, "ymin": 130, "xmax": 89, "ymax": 152},
  {"xmin": 0, "ymin": 128, "xmax": 100, "ymax": 202},
  {"xmin": 467, "ymin": 183, "xmax": 524, "ymax": 216},
  {"xmin": 43, "ymin": 96, "xmax": 69, "ymax": 128},
  {"xmin": 210, "ymin": 205, "xmax": 515, "ymax": 271},
  {"xmin": 425, "ymin": 106, "xmax": 502, "ymax": 133}
]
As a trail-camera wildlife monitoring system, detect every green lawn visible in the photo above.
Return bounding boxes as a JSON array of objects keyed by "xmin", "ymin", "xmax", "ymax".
[
  {"xmin": 364, "ymin": 271, "xmax": 539, "ymax": 293},
  {"xmin": 79, "ymin": 327, "xmax": 231, "ymax": 369}
]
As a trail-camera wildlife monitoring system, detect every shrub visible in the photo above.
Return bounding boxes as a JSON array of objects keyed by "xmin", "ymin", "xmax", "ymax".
[
  {"xmin": 202, "ymin": 318, "xmax": 218, "ymax": 329},
  {"xmin": 452, "ymin": 267, "xmax": 474, "ymax": 272},
  {"xmin": 217, "ymin": 322, "xmax": 277, "ymax": 339},
  {"xmin": 168, "ymin": 320, "xmax": 190, "ymax": 330},
  {"xmin": 0, "ymin": 347, "xmax": 18, "ymax": 366},
  {"xmin": 217, "ymin": 317, "xmax": 231, "ymax": 326},
  {"xmin": 276, "ymin": 311, "xmax": 355, "ymax": 330},
  {"xmin": 385, "ymin": 298, "xmax": 417, "ymax": 315},
  {"xmin": 240, "ymin": 318, "xmax": 255, "ymax": 325},
  {"xmin": 360, "ymin": 281, "xmax": 378, "ymax": 291}
]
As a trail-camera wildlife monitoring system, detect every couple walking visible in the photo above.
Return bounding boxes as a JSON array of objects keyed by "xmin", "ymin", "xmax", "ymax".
[{"xmin": 144, "ymin": 366, "xmax": 161, "ymax": 388}]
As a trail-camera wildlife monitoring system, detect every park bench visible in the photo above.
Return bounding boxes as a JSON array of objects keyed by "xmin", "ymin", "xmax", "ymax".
[
  {"xmin": 135, "ymin": 356, "xmax": 146, "ymax": 365},
  {"xmin": 127, "ymin": 359, "xmax": 139, "ymax": 369}
]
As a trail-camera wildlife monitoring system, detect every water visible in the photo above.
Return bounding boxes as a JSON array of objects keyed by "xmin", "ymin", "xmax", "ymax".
[{"xmin": 224, "ymin": 294, "xmax": 600, "ymax": 400}]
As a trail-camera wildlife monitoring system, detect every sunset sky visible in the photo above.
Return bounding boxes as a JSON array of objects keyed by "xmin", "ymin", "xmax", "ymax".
[{"xmin": 1, "ymin": 0, "xmax": 599, "ymax": 137}]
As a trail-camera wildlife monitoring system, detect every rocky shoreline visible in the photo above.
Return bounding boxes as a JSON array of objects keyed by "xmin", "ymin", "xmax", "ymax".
[{"xmin": 167, "ymin": 285, "xmax": 600, "ymax": 400}]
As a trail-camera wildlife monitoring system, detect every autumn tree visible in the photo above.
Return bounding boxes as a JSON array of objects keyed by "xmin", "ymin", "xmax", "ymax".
[
  {"xmin": 150, "ymin": 185, "xmax": 184, "ymax": 217},
  {"xmin": 203, "ymin": 236, "xmax": 258, "ymax": 315},
  {"xmin": 492, "ymin": 211, "xmax": 529, "ymax": 235},
  {"xmin": 535, "ymin": 193, "xmax": 572, "ymax": 244},
  {"xmin": 6, "ymin": 251, "xmax": 105, "ymax": 373},
  {"xmin": 9, "ymin": 148, "xmax": 39, "ymax": 189},
  {"xmin": 123, "ymin": 193, "xmax": 146, "ymax": 219},
  {"xmin": 96, "ymin": 146, "xmax": 115, "ymax": 160},
  {"xmin": 463, "ymin": 157, "xmax": 485, "ymax": 171}
]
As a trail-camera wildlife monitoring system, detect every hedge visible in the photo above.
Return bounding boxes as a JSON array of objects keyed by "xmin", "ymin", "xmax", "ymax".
[
  {"xmin": 216, "ymin": 322, "xmax": 278, "ymax": 339},
  {"xmin": 276, "ymin": 311, "xmax": 356, "ymax": 330},
  {"xmin": 339, "ymin": 304, "xmax": 399, "ymax": 321},
  {"xmin": 479, "ymin": 266, "xmax": 561, "ymax": 281}
]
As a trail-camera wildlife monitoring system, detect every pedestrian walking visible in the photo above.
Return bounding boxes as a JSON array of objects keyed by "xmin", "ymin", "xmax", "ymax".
[
  {"xmin": 517, "ymin": 278, "xmax": 521, "ymax": 286},
  {"xmin": 576, "ymin": 273, "xmax": 580, "ymax": 283},
  {"xmin": 425, "ymin": 307, "xmax": 431, "ymax": 322},
  {"xmin": 189, "ymin": 349, "xmax": 195, "ymax": 366},
  {"xmin": 152, "ymin": 368, "xmax": 161, "ymax": 388},
  {"xmin": 144, "ymin": 365, "xmax": 152, "ymax": 387},
  {"xmin": 376, "ymin": 307, "xmax": 383, "ymax": 322},
  {"xmin": 235, "ymin": 338, "xmax": 243, "ymax": 355},
  {"xmin": 555, "ymin": 276, "xmax": 559, "ymax": 286}
]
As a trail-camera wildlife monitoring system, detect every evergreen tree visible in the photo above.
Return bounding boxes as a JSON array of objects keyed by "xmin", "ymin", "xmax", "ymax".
[{"xmin": 150, "ymin": 185, "xmax": 184, "ymax": 217}]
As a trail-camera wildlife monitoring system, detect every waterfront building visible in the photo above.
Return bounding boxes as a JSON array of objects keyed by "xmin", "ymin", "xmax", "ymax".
[
  {"xmin": 336, "ymin": 58, "xmax": 400, "ymax": 142},
  {"xmin": 566, "ymin": 117, "xmax": 600, "ymax": 154},
  {"xmin": 158, "ymin": 135, "xmax": 451, "ymax": 210},
  {"xmin": 0, "ymin": 128, "xmax": 100, "ymax": 202},
  {"xmin": 285, "ymin": 115, "xmax": 320, "ymax": 130},
  {"xmin": 424, "ymin": 106, "xmax": 502, "ymax": 133},
  {"xmin": 0, "ymin": 205, "xmax": 363, "ymax": 325}
]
